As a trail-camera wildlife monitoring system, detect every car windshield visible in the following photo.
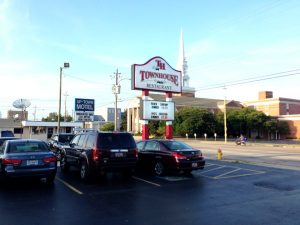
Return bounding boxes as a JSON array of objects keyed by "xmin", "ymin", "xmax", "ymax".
[
  {"xmin": 97, "ymin": 133, "xmax": 136, "ymax": 149},
  {"xmin": 8, "ymin": 141, "xmax": 49, "ymax": 153},
  {"xmin": 161, "ymin": 141, "xmax": 192, "ymax": 151},
  {"xmin": 58, "ymin": 135, "xmax": 75, "ymax": 143}
]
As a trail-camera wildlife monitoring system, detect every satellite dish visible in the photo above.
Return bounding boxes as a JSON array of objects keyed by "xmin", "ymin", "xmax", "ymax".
[{"xmin": 13, "ymin": 99, "xmax": 31, "ymax": 109}]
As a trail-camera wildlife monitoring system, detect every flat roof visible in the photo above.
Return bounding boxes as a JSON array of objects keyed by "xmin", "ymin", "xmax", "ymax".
[{"xmin": 22, "ymin": 121, "xmax": 83, "ymax": 127}]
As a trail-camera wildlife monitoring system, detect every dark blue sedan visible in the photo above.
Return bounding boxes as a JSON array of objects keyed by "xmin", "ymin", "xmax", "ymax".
[{"xmin": 0, "ymin": 139, "xmax": 57, "ymax": 184}]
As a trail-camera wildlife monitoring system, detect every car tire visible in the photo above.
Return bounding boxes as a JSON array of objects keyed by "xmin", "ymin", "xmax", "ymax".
[
  {"xmin": 183, "ymin": 169, "xmax": 192, "ymax": 175},
  {"xmin": 46, "ymin": 174, "xmax": 56, "ymax": 185},
  {"xmin": 154, "ymin": 161, "xmax": 165, "ymax": 176},
  {"xmin": 60, "ymin": 155, "xmax": 70, "ymax": 173},
  {"xmin": 123, "ymin": 169, "xmax": 134, "ymax": 178},
  {"xmin": 56, "ymin": 150, "xmax": 62, "ymax": 161},
  {"xmin": 80, "ymin": 160, "xmax": 91, "ymax": 181}
]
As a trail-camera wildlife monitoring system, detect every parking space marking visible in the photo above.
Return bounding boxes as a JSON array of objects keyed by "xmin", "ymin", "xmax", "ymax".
[
  {"xmin": 56, "ymin": 177, "xmax": 84, "ymax": 195},
  {"xmin": 157, "ymin": 176, "xmax": 191, "ymax": 182},
  {"xmin": 132, "ymin": 176, "xmax": 161, "ymax": 187},
  {"xmin": 200, "ymin": 165, "xmax": 226, "ymax": 174},
  {"xmin": 217, "ymin": 170, "xmax": 265, "ymax": 179},
  {"xmin": 214, "ymin": 168, "xmax": 241, "ymax": 178},
  {"xmin": 203, "ymin": 163, "xmax": 216, "ymax": 168},
  {"xmin": 197, "ymin": 163, "xmax": 266, "ymax": 180}
]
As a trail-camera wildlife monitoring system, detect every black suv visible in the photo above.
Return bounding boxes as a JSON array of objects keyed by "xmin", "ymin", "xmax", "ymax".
[
  {"xmin": 60, "ymin": 131, "xmax": 138, "ymax": 181},
  {"xmin": 48, "ymin": 133, "xmax": 75, "ymax": 160}
]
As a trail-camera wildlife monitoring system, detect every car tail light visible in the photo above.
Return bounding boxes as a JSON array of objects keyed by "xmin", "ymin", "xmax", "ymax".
[
  {"xmin": 196, "ymin": 151, "xmax": 203, "ymax": 158},
  {"xmin": 43, "ymin": 156, "xmax": 57, "ymax": 163},
  {"xmin": 172, "ymin": 152, "xmax": 187, "ymax": 163},
  {"xmin": 92, "ymin": 147, "xmax": 100, "ymax": 161},
  {"xmin": 2, "ymin": 158, "xmax": 22, "ymax": 166},
  {"xmin": 134, "ymin": 148, "xmax": 138, "ymax": 158}
]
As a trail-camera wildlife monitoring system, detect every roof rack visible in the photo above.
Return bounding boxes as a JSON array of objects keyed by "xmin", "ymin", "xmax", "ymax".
[{"xmin": 74, "ymin": 128, "xmax": 98, "ymax": 134}]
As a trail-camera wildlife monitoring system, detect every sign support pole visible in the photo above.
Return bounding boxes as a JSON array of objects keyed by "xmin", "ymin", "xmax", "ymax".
[
  {"xmin": 165, "ymin": 92, "xmax": 173, "ymax": 139},
  {"xmin": 142, "ymin": 90, "xmax": 149, "ymax": 140}
]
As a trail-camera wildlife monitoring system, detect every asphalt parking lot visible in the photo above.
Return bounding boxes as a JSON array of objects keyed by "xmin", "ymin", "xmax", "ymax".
[{"xmin": 1, "ymin": 157, "xmax": 300, "ymax": 225}]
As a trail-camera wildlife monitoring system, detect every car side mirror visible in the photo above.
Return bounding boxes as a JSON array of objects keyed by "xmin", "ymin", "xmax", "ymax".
[{"xmin": 69, "ymin": 143, "xmax": 75, "ymax": 148}]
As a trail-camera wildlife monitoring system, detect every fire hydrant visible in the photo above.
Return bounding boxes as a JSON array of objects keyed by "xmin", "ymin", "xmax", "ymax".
[{"xmin": 217, "ymin": 148, "xmax": 223, "ymax": 160}]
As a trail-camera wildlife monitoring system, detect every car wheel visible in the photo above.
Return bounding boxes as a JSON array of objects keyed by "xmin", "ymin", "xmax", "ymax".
[
  {"xmin": 56, "ymin": 150, "xmax": 62, "ymax": 161},
  {"xmin": 154, "ymin": 161, "xmax": 165, "ymax": 176},
  {"xmin": 80, "ymin": 161, "xmax": 91, "ymax": 181},
  {"xmin": 46, "ymin": 174, "xmax": 56, "ymax": 185},
  {"xmin": 183, "ymin": 169, "xmax": 192, "ymax": 175},
  {"xmin": 123, "ymin": 169, "xmax": 134, "ymax": 178},
  {"xmin": 60, "ymin": 155, "xmax": 70, "ymax": 173}
]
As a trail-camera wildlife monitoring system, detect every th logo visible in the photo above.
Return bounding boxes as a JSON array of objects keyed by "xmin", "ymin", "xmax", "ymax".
[{"xmin": 155, "ymin": 60, "xmax": 165, "ymax": 70}]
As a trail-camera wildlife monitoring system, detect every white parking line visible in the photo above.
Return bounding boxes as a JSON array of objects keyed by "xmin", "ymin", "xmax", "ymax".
[
  {"xmin": 214, "ymin": 168, "xmax": 241, "ymax": 178},
  {"xmin": 200, "ymin": 165, "xmax": 226, "ymax": 174},
  {"xmin": 132, "ymin": 176, "xmax": 161, "ymax": 187},
  {"xmin": 56, "ymin": 177, "xmax": 84, "ymax": 195}
]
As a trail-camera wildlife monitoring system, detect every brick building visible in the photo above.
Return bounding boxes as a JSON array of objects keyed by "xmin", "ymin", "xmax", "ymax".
[{"xmin": 243, "ymin": 91, "xmax": 300, "ymax": 138}]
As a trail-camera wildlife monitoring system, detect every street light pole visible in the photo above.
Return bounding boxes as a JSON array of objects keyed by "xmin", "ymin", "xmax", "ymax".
[
  {"xmin": 64, "ymin": 92, "xmax": 69, "ymax": 122},
  {"xmin": 58, "ymin": 63, "xmax": 69, "ymax": 134},
  {"xmin": 113, "ymin": 69, "xmax": 121, "ymax": 131}
]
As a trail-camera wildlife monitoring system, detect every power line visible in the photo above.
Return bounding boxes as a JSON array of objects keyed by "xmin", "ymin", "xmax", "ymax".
[
  {"xmin": 195, "ymin": 69, "xmax": 300, "ymax": 91},
  {"xmin": 64, "ymin": 73, "xmax": 131, "ymax": 86}
]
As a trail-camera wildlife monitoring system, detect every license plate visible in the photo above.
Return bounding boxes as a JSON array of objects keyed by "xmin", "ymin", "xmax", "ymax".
[
  {"xmin": 192, "ymin": 162, "xmax": 198, "ymax": 168},
  {"xmin": 114, "ymin": 152, "xmax": 124, "ymax": 157},
  {"xmin": 27, "ymin": 160, "xmax": 38, "ymax": 166}
]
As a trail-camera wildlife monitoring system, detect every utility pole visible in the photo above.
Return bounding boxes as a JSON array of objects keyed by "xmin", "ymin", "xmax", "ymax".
[
  {"xmin": 58, "ymin": 62, "xmax": 69, "ymax": 134},
  {"xmin": 112, "ymin": 69, "xmax": 121, "ymax": 131},
  {"xmin": 33, "ymin": 106, "xmax": 37, "ymax": 121},
  {"xmin": 64, "ymin": 92, "xmax": 69, "ymax": 122},
  {"xmin": 224, "ymin": 85, "xmax": 227, "ymax": 143}
]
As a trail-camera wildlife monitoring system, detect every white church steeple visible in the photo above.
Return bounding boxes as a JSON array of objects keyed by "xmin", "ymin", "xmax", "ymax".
[
  {"xmin": 176, "ymin": 29, "xmax": 195, "ymax": 97},
  {"xmin": 177, "ymin": 29, "xmax": 190, "ymax": 87}
]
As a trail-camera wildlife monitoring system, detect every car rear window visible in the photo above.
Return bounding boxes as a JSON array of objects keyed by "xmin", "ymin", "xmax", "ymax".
[
  {"xmin": 8, "ymin": 141, "xmax": 50, "ymax": 153},
  {"xmin": 1, "ymin": 130, "xmax": 14, "ymax": 137},
  {"xmin": 162, "ymin": 141, "xmax": 192, "ymax": 151},
  {"xmin": 97, "ymin": 133, "xmax": 136, "ymax": 149},
  {"xmin": 58, "ymin": 134, "xmax": 75, "ymax": 143}
]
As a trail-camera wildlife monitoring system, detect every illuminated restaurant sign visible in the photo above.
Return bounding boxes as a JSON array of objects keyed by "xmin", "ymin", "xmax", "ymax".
[
  {"xmin": 131, "ymin": 56, "xmax": 182, "ymax": 93},
  {"xmin": 141, "ymin": 100, "xmax": 175, "ymax": 121}
]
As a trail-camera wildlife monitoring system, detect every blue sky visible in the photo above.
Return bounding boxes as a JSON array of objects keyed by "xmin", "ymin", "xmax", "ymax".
[{"xmin": 1, "ymin": 0, "xmax": 300, "ymax": 120}]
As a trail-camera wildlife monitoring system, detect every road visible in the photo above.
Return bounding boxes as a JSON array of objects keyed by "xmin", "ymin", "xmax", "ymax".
[
  {"xmin": 1, "ymin": 141, "xmax": 300, "ymax": 225},
  {"xmin": 181, "ymin": 138, "xmax": 300, "ymax": 170}
]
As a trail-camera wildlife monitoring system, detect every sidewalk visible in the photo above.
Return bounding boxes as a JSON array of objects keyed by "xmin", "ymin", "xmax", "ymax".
[{"xmin": 134, "ymin": 136, "xmax": 300, "ymax": 148}]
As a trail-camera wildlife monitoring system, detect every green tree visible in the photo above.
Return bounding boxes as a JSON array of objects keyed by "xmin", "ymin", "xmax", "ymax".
[
  {"xmin": 214, "ymin": 111, "xmax": 227, "ymax": 137},
  {"xmin": 226, "ymin": 108, "xmax": 268, "ymax": 138},
  {"xmin": 174, "ymin": 107, "xmax": 216, "ymax": 137},
  {"xmin": 277, "ymin": 121, "xmax": 290, "ymax": 135},
  {"xmin": 42, "ymin": 112, "xmax": 73, "ymax": 122},
  {"xmin": 101, "ymin": 122, "xmax": 115, "ymax": 131},
  {"xmin": 264, "ymin": 120, "xmax": 290, "ymax": 139},
  {"xmin": 148, "ymin": 121, "xmax": 165, "ymax": 137}
]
